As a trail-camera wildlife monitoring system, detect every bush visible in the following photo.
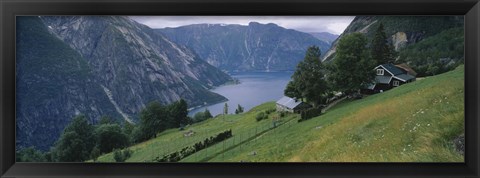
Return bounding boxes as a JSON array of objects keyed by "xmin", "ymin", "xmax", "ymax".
[
  {"xmin": 256, "ymin": 112, "xmax": 268, "ymax": 121},
  {"xmin": 155, "ymin": 130, "xmax": 232, "ymax": 162},
  {"xmin": 113, "ymin": 149, "xmax": 132, "ymax": 162},
  {"xmin": 299, "ymin": 107, "xmax": 323, "ymax": 122},
  {"xmin": 193, "ymin": 109, "xmax": 213, "ymax": 123},
  {"xmin": 265, "ymin": 108, "xmax": 276, "ymax": 115}
]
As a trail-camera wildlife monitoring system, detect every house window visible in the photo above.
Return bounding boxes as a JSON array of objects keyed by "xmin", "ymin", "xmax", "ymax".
[
  {"xmin": 376, "ymin": 69, "xmax": 384, "ymax": 75},
  {"xmin": 393, "ymin": 81, "xmax": 400, "ymax": 86}
]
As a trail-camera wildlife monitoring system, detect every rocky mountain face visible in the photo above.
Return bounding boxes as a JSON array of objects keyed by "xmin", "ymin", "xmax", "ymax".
[
  {"xmin": 17, "ymin": 16, "xmax": 233, "ymax": 151},
  {"xmin": 322, "ymin": 16, "xmax": 464, "ymax": 62},
  {"xmin": 157, "ymin": 22, "xmax": 331, "ymax": 71},
  {"xmin": 309, "ymin": 32, "xmax": 339, "ymax": 45}
]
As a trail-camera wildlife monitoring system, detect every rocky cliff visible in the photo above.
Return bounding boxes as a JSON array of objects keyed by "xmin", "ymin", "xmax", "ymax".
[
  {"xmin": 17, "ymin": 16, "xmax": 233, "ymax": 151},
  {"xmin": 157, "ymin": 22, "xmax": 331, "ymax": 71},
  {"xmin": 321, "ymin": 16, "xmax": 464, "ymax": 62}
]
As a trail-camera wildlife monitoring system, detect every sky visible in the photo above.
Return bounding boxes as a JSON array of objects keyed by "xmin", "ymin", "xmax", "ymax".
[{"xmin": 129, "ymin": 16, "xmax": 355, "ymax": 35}]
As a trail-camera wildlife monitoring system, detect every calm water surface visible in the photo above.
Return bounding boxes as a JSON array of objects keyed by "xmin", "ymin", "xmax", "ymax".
[{"xmin": 189, "ymin": 71, "xmax": 293, "ymax": 116}]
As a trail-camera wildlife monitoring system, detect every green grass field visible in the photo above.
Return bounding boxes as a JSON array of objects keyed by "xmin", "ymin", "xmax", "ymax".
[{"xmin": 96, "ymin": 65, "xmax": 464, "ymax": 162}]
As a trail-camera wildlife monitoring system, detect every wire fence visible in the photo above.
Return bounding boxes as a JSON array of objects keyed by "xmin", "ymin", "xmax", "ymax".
[{"xmin": 144, "ymin": 114, "xmax": 299, "ymax": 162}]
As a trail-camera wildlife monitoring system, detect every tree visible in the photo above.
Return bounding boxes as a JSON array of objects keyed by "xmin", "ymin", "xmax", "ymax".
[
  {"xmin": 284, "ymin": 45, "xmax": 329, "ymax": 107},
  {"xmin": 94, "ymin": 123, "xmax": 130, "ymax": 153},
  {"xmin": 139, "ymin": 101, "xmax": 169, "ymax": 140},
  {"xmin": 90, "ymin": 146, "xmax": 101, "ymax": 162},
  {"xmin": 235, "ymin": 104, "xmax": 244, "ymax": 114},
  {"xmin": 123, "ymin": 121, "xmax": 134, "ymax": 136},
  {"xmin": 51, "ymin": 115, "xmax": 95, "ymax": 162},
  {"xmin": 98, "ymin": 116, "xmax": 114, "ymax": 125},
  {"xmin": 223, "ymin": 103, "xmax": 229, "ymax": 117},
  {"xmin": 204, "ymin": 108, "xmax": 213, "ymax": 119},
  {"xmin": 193, "ymin": 108, "xmax": 213, "ymax": 123},
  {"xmin": 113, "ymin": 149, "xmax": 132, "ymax": 162},
  {"xmin": 16, "ymin": 147, "xmax": 47, "ymax": 162},
  {"xmin": 328, "ymin": 33, "xmax": 376, "ymax": 95},
  {"xmin": 371, "ymin": 23, "xmax": 396, "ymax": 65},
  {"xmin": 168, "ymin": 99, "xmax": 189, "ymax": 128}
]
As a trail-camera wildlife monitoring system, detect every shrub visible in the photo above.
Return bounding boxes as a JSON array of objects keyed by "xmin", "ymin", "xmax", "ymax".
[
  {"xmin": 256, "ymin": 112, "xmax": 268, "ymax": 121},
  {"xmin": 299, "ymin": 107, "xmax": 323, "ymax": 122},
  {"xmin": 155, "ymin": 130, "xmax": 232, "ymax": 162},
  {"xmin": 265, "ymin": 108, "xmax": 276, "ymax": 115},
  {"xmin": 113, "ymin": 149, "xmax": 132, "ymax": 162}
]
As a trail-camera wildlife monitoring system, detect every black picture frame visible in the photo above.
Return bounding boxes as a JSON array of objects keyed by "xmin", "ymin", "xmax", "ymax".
[{"xmin": 1, "ymin": 0, "xmax": 479, "ymax": 177}]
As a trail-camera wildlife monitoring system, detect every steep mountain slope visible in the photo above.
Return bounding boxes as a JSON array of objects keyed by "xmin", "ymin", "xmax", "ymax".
[
  {"xmin": 17, "ymin": 16, "xmax": 233, "ymax": 151},
  {"xmin": 309, "ymin": 32, "xmax": 339, "ymax": 45},
  {"xmin": 16, "ymin": 17, "xmax": 120, "ymax": 151},
  {"xmin": 40, "ymin": 16, "xmax": 233, "ymax": 115},
  {"xmin": 157, "ymin": 22, "xmax": 331, "ymax": 71},
  {"xmin": 322, "ymin": 16, "xmax": 464, "ymax": 62}
]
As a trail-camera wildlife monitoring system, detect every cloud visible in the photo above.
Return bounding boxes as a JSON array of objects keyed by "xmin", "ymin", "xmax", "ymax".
[{"xmin": 129, "ymin": 16, "xmax": 355, "ymax": 35}]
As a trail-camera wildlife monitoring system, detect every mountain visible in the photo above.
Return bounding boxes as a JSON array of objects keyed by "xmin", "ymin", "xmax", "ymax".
[
  {"xmin": 309, "ymin": 32, "xmax": 339, "ymax": 45},
  {"xmin": 17, "ymin": 16, "xmax": 233, "ymax": 151},
  {"xmin": 322, "ymin": 16, "xmax": 464, "ymax": 63},
  {"xmin": 156, "ymin": 22, "xmax": 331, "ymax": 71},
  {"xmin": 16, "ymin": 17, "xmax": 120, "ymax": 151}
]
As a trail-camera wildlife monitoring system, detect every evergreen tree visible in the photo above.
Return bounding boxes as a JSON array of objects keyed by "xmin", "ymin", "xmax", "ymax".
[
  {"xmin": 168, "ymin": 99, "xmax": 189, "ymax": 128},
  {"xmin": 51, "ymin": 115, "xmax": 95, "ymax": 162},
  {"xmin": 204, "ymin": 108, "xmax": 212, "ymax": 119},
  {"xmin": 371, "ymin": 23, "xmax": 396, "ymax": 65},
  {"xmin": 235, "ymin": 104, "xmax": 244, "ymax": 114},
  {"xmin": 328, "ymin": 33, "xmax": 376, "ymax": 95},
  {"xmin": 284, "ymin": 45, "xmax": 329, "ymax": 107},
  {"xmin": 223, "ymin": 103, "xmax": 229, "ymax": 116}
]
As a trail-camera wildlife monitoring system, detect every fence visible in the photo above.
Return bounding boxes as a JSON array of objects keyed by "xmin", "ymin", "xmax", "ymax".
[{"xmin": 145, "ymin": 114, "xmax": 298, "ymax": 162}]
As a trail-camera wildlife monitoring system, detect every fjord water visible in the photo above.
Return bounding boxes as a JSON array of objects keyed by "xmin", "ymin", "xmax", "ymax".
[{"xmin": 189, "ymin": 71, "xmax": 293, "ymax": 116}]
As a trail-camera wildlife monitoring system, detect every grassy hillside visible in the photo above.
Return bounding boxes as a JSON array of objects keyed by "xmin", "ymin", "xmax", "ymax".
[
  {"xmin": 95, "ymin": 102, "xmax": 297, "ymax": 162},
  {"xmin": 97, "ymin": 65, "xmax": 464, "ymax": 162}
]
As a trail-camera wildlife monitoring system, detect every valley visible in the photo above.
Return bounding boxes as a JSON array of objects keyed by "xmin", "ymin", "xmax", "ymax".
[{"xmin": 15, "ymin": 15, "xmax": 465, "ymax": 163}]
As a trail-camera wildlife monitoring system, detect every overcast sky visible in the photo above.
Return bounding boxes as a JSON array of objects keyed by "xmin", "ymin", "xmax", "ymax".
[{"xmin": 129, "ymin": 16, "xmax": 355, "ymax": 35}]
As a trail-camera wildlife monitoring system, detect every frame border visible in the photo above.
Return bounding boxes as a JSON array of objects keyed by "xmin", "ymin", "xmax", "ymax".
[{"xmin": 1, "ymin": 0, "xmax": 479, "ymax": 177}]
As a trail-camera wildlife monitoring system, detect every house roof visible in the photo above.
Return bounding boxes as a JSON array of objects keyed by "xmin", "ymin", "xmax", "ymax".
[
  {"xmin": 376, "ymin": 63, "xmax": 404, "ymax": 76},
  {"xmin": 394, "ymin": 73, "xmax": 415, "ymax": 82},
  {"xmin": 276, "ymin": 96, "xmax": 303, "ymax": 109},
  {"xmin": 395, "ymin": 63, "xmax": 418, "ymax": 76},
  {"xmin": 375, "ymin": 75, "xmax": 392, "ymax": 84}
]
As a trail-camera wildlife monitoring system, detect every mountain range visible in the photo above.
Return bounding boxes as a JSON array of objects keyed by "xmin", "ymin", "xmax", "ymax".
[
  {"xmin": 157, "ymin": 22, "xmax": 332, "ymax": 71},
  {"xmin": 17, "ymin": 16, "xmax": 233, "ymax": 151},
  {"xmin": 309, "ymin": 32, "xmax": 339, "ymax": 45}
]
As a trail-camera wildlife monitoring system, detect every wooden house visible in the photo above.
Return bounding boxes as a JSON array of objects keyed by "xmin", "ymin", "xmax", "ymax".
[
  {"xmin": 365, "ymin": 63, "xmax": 416, "ymax": 93},
  {"xmin": 276, "ymin": 96, "xmax": 312, "ymax": 113}
]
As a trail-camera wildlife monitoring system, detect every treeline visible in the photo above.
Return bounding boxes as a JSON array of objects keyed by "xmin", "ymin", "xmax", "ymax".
[
  {"xmin": 17, "ymin": 99, "xmax": 192, "ymax": 162},
  {"xmin": 397, "ymin": 27, "xmax": 464, "ymax": 76}
]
